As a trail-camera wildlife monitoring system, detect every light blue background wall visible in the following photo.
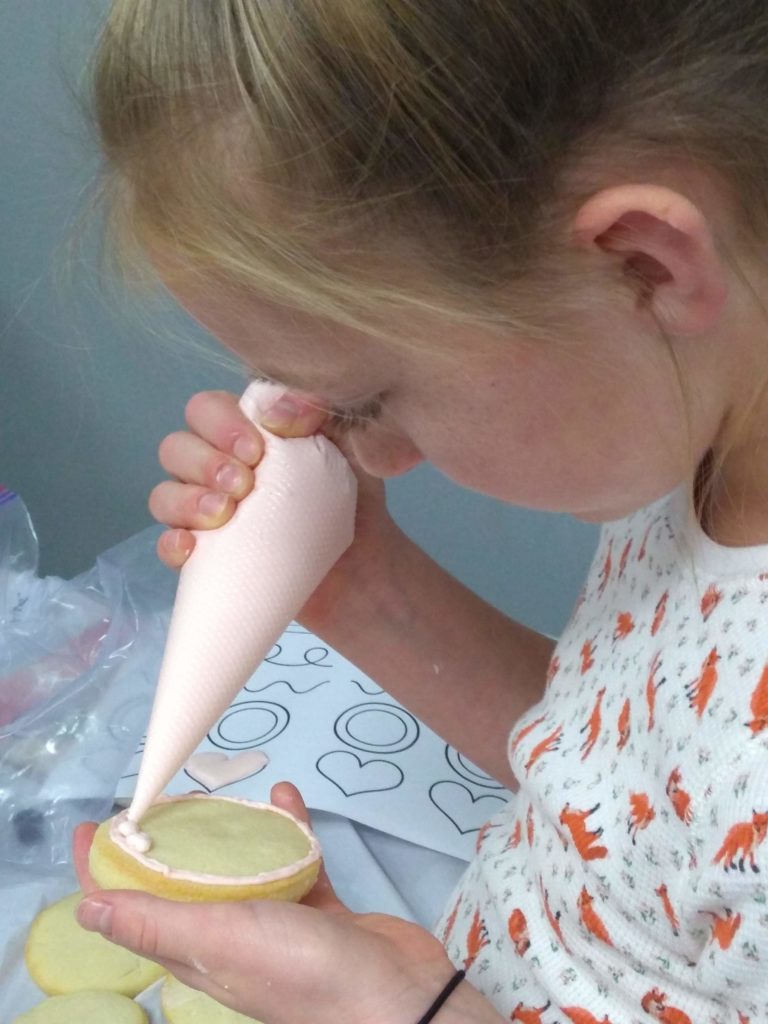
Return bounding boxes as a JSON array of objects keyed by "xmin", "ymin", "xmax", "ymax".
[{"xmin": 0, "ymin": 0, "xmax": 599, "ymax": 638}]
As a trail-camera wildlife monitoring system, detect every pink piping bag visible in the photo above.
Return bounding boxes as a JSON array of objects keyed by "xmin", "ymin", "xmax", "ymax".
[{"xmin": 126, "ymin": 382, "xmax": 357, "ymax": 825}]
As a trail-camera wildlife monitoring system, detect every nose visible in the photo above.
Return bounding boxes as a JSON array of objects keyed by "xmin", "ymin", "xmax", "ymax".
[{"xmin": 348, "ymin": 425, "xmax": 424, "ymax": 479}]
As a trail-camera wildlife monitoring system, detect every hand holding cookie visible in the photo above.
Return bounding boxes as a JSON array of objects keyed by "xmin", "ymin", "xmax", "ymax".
[{"xmin": 73, "ymin": 783, "xmax": 455, "ymax": 1024}]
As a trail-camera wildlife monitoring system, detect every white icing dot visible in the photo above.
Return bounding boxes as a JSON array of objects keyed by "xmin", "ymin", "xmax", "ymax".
[{"xmin": 126, "ymin": 830, "xmax": 152, "ymax": 854}]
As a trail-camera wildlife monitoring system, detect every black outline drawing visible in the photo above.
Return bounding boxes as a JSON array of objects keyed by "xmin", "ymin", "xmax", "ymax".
[
  {"xmin": 444, "ymin": 744, "xmax": 506, "ymax": 790},
  {"xmin": 245, "ymin": 678, "xmax": 330, "ymax": 695},
  {"xmin": 209, "ymin": 700, "xmax": 290, "ymax": 750},
  {"xmin": 428, "ymin": 781, "xmax": 507, "ymax": 834},
  {"xmin": 265, "ymin": 643, "xmax": 332, "ymax": 668},
  {"xmin": 317, "ymin": 751, "xmax": 404, "ymax": 796},
  {"xmin": 351, "ymin": 678, "xmax": 385, "ymax": 696},
  {"xmin": 184, "ymin": 750, "xmax": 269, "ymax": 793},
  {"xmin": 334, "ymin": 702, "xmax": 420, "ymax": 753}
]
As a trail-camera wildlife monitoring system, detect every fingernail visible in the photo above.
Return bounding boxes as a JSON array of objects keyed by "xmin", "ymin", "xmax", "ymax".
[
  {"xmin": 215, "ymin": 464, "xmax": 245, "ymax": 494},
  {"xmin": 77, "ymin": 898, "xmax": 113, "ymax": 936},
  {"xmin": 260, "ymin": 395, "xmax": 318, "ymax": 436},
  {"xmin": 198, "ymin": 492, "xmax": 229, "ymax": 518},
  {"xmin": 233, "ymin": 435, "xmax": 261, "ymax": 464}
]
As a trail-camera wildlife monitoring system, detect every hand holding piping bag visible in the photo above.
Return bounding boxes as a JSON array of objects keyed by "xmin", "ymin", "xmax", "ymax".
[
  {"xmin": 121, "ymin": 380, "xmax": 360, "ymax": 830},
  {"xmin": 72, "ymin": 783, "xmax": 480, "ymax": 1024}
]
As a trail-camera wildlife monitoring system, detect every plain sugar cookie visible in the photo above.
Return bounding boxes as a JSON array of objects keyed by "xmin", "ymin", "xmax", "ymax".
[
  {"xmin": 162, "ymin": 975, "xmax": 260, "ymax": 1023},
  {"xmin": 89, "ymin": 794, "xmax": 321, "ymax": 902},
  {"xmin": 12, "ymin": 990, "xmax": 147, "ymax": 1024},
  {"xmin": 25, "ymin": 892, "xmax": 164, "ymax": 996}
]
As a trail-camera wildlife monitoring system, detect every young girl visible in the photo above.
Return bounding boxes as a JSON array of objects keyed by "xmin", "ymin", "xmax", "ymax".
[{"xmin": 74, "ymin": 2, "xmax": 768, "ymax": 1022}]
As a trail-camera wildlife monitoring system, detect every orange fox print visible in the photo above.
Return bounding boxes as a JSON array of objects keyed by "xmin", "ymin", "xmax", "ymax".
[
  {"xmin": 546, "ymin": 655, "xmax": 561, "ymax": 685},
  {"xmin": 504, "ymin": 818, "xmax": 523, "ymax": 850},
  {"xmin": 646, "ymin": 652, "xmax": 666, "ymax": 731},
  {"xmin": 737, "ymin": 1013, "xmax": 751, "ymax": 1024},
  {"xmin": 713, "ymin": 810, "xmax": 768, "ymax": 873},
  {"xmin": 580, "ymin": 687, "xmax": 606, "ymax": 761},
  {"xmin": 510, "ymin": 714, "xmax": 547, "ymax": 755},
  {"xmin": 640, "ymin": 988, "xmax": 692, "ymax": 1024},
  {"xmin": 655, "ymin": 884, "xmax": 679, "ymax": 936},
  {"xmin": 617, "ymin": 698, "xmax": 631, "ymax": 751},
  {"xmin": 511, "ymin": 1001, "xmax": 550, "ymax": 1024},
  {"xmin": 463, "ymin": 908, "xmax": 490, "ymax": 969},
  {"xmin": 580, "ymin": 638, "xmax": 597, "ymax": 675},
  {"xmin": 507, "ymin": 907, "xmax": 531, "ymax": 956},
  {"xmin": 598, "ymin": 540, "xmax": 613, "ymax": 596},
  {"xmin": 665, "ymin": 768, "xmax": 693, "ymax": 825},
  {"xmin": 700, "ymin": 907, "xmax": 742, "ymax": 949},
  {"xmin": 526, "ymin": 803, "xmax": 535, "ymax": 846},
  {"xmin": 475, "ymin": 820, "xmax": 498, "ymax": 853},
  {"xmin": 441, "ymin": 894, "xmax": 462, "ymax": 945},
  {"xmin": 638, "ymin": 521, "xmax": 653, "ymax": 561},
  {"xmin": 540, "ymin": 878, "xmax": 570, "ymax": 952},
  {"xmin": 685, "ymin": 646, "xmax": 720, "ymax": 718},
  {"xmin": 746, "ymin": 662, "xmax": 768, "ymax": 735},
  {"xmin": 651, "ymin": 590, "xmax": 669, "ymax": 636},
  {"xmin": 628, "ymin": 792, "xmax": 655, "ymax": 844},
  {"xmin": 700, "ymin": 582, "xmax": 723, "ymax": 622},
  {"xmin": 560, "ymin": 803, "xmax": 608, "ymax": 860},
  {"xmin": 578, "ymin": 886, "xmax": 613, "ymax": 945},
  {"xmin": 614, "ymin": 611, "xmax": 635, "ymax": 641},
  {"xmin": 525, "ymin": 724, "xmax": 563, "ymax": 775},
  {"xmin": 618, "ymin": 537, "xmax": 632, "ymax": 578},
  {"xmin": 564, "ymin": 1009, "xmax": 616, "ymax": 1024}
]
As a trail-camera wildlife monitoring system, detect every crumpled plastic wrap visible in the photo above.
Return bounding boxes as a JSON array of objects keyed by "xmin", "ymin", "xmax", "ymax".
[{"xmin": 0, "ymin": 489, "xmax": 174, "ymax": 868}]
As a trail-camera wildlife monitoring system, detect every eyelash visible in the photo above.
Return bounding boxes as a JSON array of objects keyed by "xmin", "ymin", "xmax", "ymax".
[{"xmin": 327, "ymin": 398, "xmax": 384, "ymax": 434}]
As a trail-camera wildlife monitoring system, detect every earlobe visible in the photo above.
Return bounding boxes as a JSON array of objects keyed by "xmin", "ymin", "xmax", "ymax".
[{"xmin": 571, "ymin": 185, "xmax": 728, "ymax": 335}]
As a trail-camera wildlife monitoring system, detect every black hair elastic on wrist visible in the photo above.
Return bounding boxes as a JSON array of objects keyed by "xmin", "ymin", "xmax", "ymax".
[{"xmin": 415, "ymin": 969, "xmax": 466, "ymax": 1024}]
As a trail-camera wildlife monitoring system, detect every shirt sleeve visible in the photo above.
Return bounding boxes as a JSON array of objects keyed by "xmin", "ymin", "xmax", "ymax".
[{"xmin": 691, "ymin": 745, "xmax": 768, "ymax": 1021}]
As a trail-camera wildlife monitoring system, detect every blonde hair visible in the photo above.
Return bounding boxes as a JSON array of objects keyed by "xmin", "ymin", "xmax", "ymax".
[{"xmin": 92, "ymin": 1, "xmax": 768, "ymax": 340}]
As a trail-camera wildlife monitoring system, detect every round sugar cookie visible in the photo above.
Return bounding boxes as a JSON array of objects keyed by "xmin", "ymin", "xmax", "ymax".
[
  {"xmin": 162, "ymin": 974, "xmax": 260, "ymax": 1023},
  {"xmin": 90, "ymin": 794, "xmax": 321, "ymax": 902},
  {"xmin": 25, "ymin": 892, "xmax": 164, "ymax": 996},
  {"xmin": 12, "ymin": 990, "xmax": 147, "ymax": 1024}
]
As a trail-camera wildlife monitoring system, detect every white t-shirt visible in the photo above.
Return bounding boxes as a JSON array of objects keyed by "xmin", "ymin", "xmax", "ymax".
[{"xmin": 436, "ymin": 489, "xmax": 768, "ymax": 1024}]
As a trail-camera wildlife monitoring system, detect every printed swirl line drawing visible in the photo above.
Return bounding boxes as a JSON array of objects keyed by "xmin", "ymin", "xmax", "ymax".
[
  {"xmin": 184, "ymin": 749, "xmax": 269, "ymax": 792},
  {"xmin": 244, "ymin": 678, "xmax": 330, "ymax": 695},
  {"xmin": 264, "ymin": 643, "xmax": 332, "ymax": 668},
  {"xmin": 351, "ymin": 678, "xmax": 385, "ymax": 696},
  {"xmin": 444, "ymin": 744, "xmax": 506, "ymax": 791},
  {"xmin": 317, "ymin": 750, "xmax": 404, "ymax": 796},
  {"xmin": 334, "ymin": 702, "xmax": 420, "ymax": 754},
  {"xmin": 208, "ymin": 700, "xmax": 290, "ymax": 751},
  {"xmin": 429, "ymin": 781, "xmax": 508, "ymax": 835}
]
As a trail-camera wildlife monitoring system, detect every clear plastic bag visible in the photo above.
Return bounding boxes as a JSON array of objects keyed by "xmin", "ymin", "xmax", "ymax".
[{"xmin": 0, "ymin": 490, "xmax": 174, "ymax": 867}]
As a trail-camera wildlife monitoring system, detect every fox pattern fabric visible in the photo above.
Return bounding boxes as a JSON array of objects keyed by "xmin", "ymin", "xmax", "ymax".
[{"xmin": 436, "ymin": 489, "xmax": 768, "ymax": 1024}]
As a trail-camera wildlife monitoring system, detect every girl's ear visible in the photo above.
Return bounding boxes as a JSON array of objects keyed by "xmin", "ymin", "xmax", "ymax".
[{"xmin": 571, "ymin": 184, "xmax": 728, "ymax": 335}]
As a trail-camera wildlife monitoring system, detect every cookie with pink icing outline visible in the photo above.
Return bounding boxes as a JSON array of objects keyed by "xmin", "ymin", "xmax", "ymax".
[{"xmin": 89, "ymin": 793, "xmax": 321, "ymax": 903}]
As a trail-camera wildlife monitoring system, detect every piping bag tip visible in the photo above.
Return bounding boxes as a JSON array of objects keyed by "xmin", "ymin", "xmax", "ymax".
[{"xmin": 125, "ymin": 382, "xmax": 357, "ymax": 829}]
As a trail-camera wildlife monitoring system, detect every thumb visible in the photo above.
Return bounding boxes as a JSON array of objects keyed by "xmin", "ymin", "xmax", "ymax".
[
  {"xmin": 258, "ymin": 392, "xmax": 328, "ymax": 438},
  {"xmin": 76, "ymin": 889, "xmax": 243, "ymax": 971}
]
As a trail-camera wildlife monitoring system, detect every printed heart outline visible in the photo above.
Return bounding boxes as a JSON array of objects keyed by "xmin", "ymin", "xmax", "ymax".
[
  {"xmin": 429, "ymin": 781, "xmax": 508, "ymax": 834},
  {"xmin": 184, "ymin": 750, "xmax": 269, "ymax": 793},
  {"xmin": 316, "ymin": 750, "xmax": 404, "ymax": 796}
]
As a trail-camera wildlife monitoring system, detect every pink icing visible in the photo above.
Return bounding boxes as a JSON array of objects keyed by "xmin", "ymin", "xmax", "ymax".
[{"xmin": 109, "ymin": 794, "xmax": 321, "ymax": 884}]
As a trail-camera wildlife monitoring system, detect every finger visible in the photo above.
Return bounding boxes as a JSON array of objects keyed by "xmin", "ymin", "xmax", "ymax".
[
  {"xmin": 156, "ymin": 529, "xmax": 196, "ymax": 569},
  {"xmin": 149, "ymin": 480, "xmax": 234, "ymax": 530},
  {"xmin": 185, "ymin": 391, "xmax": 264, "ymax": 465},
  {"xmin": 258, "ymin": 392, "xmax": 329, "ymax": 439},
  {"xmin": 73, "ymin": 822, "xmax": 98, "ymax": 894},
  {"xmin": 158, "ymin": 432, "xmax": 255, "ymax": 501},
  {"xmin": 269, "ymin": 783, "xmax": 345, "ymax": 913}
]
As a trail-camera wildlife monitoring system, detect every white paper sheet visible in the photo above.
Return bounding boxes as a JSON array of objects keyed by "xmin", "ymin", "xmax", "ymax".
[{"xmin": 115, "ymin": 625, "xmax": 513, "ymax": 861}]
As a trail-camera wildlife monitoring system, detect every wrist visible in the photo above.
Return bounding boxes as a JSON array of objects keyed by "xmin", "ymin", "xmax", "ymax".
[
  {"xmin": 405, "ymin": 969, "xmax": 506, "ymax": 1024},
  {"xmin": 298, "ymin": 518, "xmax": 414, "ymax": 639}
]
